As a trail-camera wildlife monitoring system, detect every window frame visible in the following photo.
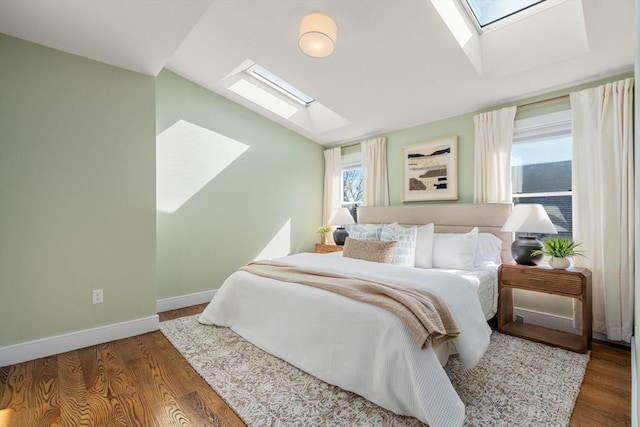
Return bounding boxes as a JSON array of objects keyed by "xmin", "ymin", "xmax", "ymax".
[{"xmin": 511, "ymin": 109, "xmax": 573, "ymax": 238}]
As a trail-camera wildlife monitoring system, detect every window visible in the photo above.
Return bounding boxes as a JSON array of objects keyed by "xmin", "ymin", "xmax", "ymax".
[
  {"xmin": 341, "ymin": 152, "xmax": 363, "ymax": 221},
  {"xmin": 246, "ymin": 64, "xmax": 315, "ymax": 106},
  {"xmin": 464, "ymin": 0, "xmax": 546, "ymax": 28},
  {"xmin": 222, "ymin": 60, "xmax": 350, "ymax": 134},
  {"xmin": 511, "ymin": 110, "xmax": 572, "ymax": 239}
]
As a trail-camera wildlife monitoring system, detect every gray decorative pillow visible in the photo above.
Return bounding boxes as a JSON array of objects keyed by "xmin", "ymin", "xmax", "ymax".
[
  {"xmin": 346, "ymin": 224, "xmax": 383, "ymax": 241},
  {"xmin": 342, "ymin": 238, "xmax": 398, "ymax": 264}
]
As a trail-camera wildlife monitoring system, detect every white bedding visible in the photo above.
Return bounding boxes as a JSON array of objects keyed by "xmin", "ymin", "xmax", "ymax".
[
  {"xmin": 433, "ymin": 265, "xmax": 499, "ymax": 321},
  {"xmin": 199, "ymin": 253, "xmax": 492, "ymax": 427}
]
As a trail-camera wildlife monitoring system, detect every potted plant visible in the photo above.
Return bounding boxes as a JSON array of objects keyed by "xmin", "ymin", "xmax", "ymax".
[
  {"xmin": 531, "ymin": 237, "xmax": 586, "ymax": 269},
  {"xmin": 317, "ymin": 225, "xmax": 331, "ymax": 244}
]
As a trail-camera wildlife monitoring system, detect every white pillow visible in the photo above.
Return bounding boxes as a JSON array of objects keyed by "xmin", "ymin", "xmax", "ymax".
[
  {"xmin": 414, "ymin": 223, "xmax": 435, "ymax": 269},
  {"xmin": 380, "ymin": 224, "xmax": 418, "ymax": 267},
  {"xmin": 432, "ymin": 228, "xmax": 479, "ymax": 270},
  {"xmin": 475, "ymin": 233, "xmax": 503, "ymax": 266},
  {"xmin": 346, "ymin": 224, "xmax": 382, "ymax": 241}
]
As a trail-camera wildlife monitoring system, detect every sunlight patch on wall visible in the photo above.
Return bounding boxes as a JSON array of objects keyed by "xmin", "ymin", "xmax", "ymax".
[
  {"xmin": 156, "ymin": 120, "xmax": 249, "ymax": 213},
  {"xmin": 253, "ymin": 219, "xmax": 291, "ymax": 261}
]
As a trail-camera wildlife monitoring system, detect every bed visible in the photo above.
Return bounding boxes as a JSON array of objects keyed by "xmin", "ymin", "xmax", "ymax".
[{"xmin": 199, "ymin": 203, "xmax": 513, "ymax": 427}]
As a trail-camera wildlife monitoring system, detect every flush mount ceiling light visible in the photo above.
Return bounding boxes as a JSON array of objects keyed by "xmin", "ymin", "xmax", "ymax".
[{"xmin": 298, "ymin": 12, "xmax": 337, "ymax": 58}]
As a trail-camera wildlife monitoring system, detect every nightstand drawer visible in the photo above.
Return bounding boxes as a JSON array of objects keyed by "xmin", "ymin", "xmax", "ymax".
[{"xmin": 500, "ymin": 267, "xmax": 583, "ymax": 295}]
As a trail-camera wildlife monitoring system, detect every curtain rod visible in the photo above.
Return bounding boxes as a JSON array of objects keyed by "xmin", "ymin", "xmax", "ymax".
[
  {"xmin": 518, "ymin": 94, "xmax": 569, "ymax": 109},
  {"xmin": 338, "ymin": 141, "xmax": 361, "ymax": 149}
]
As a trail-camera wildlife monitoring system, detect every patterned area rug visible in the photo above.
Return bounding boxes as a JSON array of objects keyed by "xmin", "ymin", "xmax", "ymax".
[{"xmin": 160, "ymin": 316, "xmax": 589, "ymax": 426}]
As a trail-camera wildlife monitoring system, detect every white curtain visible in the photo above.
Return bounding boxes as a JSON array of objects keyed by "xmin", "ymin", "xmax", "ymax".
[
  {"xmin": 570, "ymin": 78, "xmax": 634, "ymax": 343},
  {"xmin": 361, "ymin": 137, "xmax": 389, "ymax": 207},
  {"xmin": 473, "ymin": 106, "xmax": 518, "ymax": 203},
  {"xmin": 323, "ymin": 148, "xmax": 342, "ymax": 243}
]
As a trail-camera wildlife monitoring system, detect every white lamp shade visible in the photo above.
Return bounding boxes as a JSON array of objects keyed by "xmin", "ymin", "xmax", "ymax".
[
  {"xmin": 328, "ymin": 207, "xmax": 355, "ymax": 226},
  {"xmin": 501, "ymin": 204, "xmax": 558, "ymax": 233},
  {"xmin": 299, "ymin": 12, "xmax": 337, "ymax": 58}
]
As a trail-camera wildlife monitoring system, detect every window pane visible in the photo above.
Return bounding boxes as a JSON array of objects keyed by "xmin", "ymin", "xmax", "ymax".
[
  {"xmin": 342, "ymin": 168, "xmax": 363, "ymax": 204},
  {"xmin": 512, "ymin": 136, "xmax": 572, "ymax": 194},
  {"xmin": 342, "ymin": 167, "xmax": 362, "ymax": 222}
]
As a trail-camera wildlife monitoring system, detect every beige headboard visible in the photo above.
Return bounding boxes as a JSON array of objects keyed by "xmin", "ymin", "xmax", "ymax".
[{"xmin": 357, "ymin": 203, "xmax": 514, "ymax": 262}]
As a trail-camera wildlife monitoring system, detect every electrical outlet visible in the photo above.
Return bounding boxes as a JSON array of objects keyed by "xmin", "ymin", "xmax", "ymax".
[
  {"xmin": 92, "ymin": 289, "xmax": 104, "ymax": 304},
  {"xmin": 515, "ymin": 314, "xmax": 525, "ymax": 324}
]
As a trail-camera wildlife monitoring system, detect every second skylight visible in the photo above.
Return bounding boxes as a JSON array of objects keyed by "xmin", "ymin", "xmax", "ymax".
[{"xmin": 465, "ymin": 0, "xmax": 546, "ymax": 27}]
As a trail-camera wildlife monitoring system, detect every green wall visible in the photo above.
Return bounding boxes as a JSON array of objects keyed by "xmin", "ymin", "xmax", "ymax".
[
  {"xmin": 0, "ymin": 35, "xmax": 157, "ymax": 347},
  {"xmin": 386, "ymin": 113, "xmax": 476, "ymax": 204},
  {"xmin": 155, "ymin": 70, "xmax": 323, "ymax": 299}
]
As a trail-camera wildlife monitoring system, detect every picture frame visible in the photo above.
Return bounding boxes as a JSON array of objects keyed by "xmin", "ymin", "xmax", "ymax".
[{"xmin": 401, "ymin": 136, "xmax": 458, "ymax": 202}]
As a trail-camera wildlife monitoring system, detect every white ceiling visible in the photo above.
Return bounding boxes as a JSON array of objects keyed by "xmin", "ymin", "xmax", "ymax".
[{"xmin": 0, "ymin": 0, "xmax": 635, "ymax": 146}]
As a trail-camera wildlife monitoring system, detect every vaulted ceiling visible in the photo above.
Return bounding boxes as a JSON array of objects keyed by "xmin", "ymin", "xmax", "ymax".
[{"xmin": 0, "ymin": 0, "xmax": 634, "ymax": 145}]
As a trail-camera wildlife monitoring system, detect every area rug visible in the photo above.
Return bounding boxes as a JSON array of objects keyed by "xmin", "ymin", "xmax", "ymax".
[{"xmin": 160, "ymin": 316, "xmax": 589, "ymax": 426}]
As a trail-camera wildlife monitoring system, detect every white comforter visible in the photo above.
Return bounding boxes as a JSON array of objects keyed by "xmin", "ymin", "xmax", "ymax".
[{"xmin": 199, "ymin": 253, "xmax": 491, "ymax": 426}]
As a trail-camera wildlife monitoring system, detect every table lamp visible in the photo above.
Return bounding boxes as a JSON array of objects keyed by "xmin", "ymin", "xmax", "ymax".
[
  {"xmin": 502, "ymin": 204, "xmax": 557, "ymax": 265},
  {"xmin": 328, "ymin": 208, "xmax": 355, "ymax": 245}
]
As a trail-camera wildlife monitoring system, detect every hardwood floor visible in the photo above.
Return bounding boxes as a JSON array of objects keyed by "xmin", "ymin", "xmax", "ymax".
[
  {"xmin": 0, "ymin": 304, "xmax": 245, "ymax": 427},
  {"xmin": 1, "ymin": 304, "xmax": 631, "ymax": 426},
  {"xmin": 570, "ymin": 341, "xmax": 632, "ymax": 426}
]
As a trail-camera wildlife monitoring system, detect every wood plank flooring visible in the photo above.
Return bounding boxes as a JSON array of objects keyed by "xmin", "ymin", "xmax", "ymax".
[{"xmin": 1, "ymin": 304, "xmax": 631, "ymax": 426}]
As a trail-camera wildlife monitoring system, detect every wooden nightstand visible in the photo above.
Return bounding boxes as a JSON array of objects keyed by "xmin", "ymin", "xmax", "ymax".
[
  {"xmin": 315, "ymin": 243, "xmax": 343, "ymax": 254},
  {"xmin": 497, "ymin": 263, "xmax": 592, "ymax": 353}
]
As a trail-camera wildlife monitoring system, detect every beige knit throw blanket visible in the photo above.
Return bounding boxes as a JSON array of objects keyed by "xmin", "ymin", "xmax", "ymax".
[{"xmin": 240, "ymin": 260, "xmax": 460, "ymax": 348}]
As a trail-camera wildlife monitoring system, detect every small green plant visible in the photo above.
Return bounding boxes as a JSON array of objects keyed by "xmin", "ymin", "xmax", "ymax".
[
  {"xmin": 531, "ymin": 237, "xmax": 586, "ymax": 258},
  {"xmin": 317, "ymin": 225, "xmax": 331, "ymax": 235}
]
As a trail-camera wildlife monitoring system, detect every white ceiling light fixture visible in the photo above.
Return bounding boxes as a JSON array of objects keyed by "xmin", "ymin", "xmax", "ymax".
[{"xmin": 298, "ymin": 12, "xmax": 337, "ymax": 58}]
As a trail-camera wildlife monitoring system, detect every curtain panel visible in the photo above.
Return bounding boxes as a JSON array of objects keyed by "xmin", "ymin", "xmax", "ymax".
[
  {"xmin": 473, "ymin": 106, "xmax": 517, "ymax": 203},
  {"xmin": 361, "ymin": 137, "xmax": 389, "ymax": 207},
  {"xmin": 570, "ymin": 77, "xmax": 634, "ymax": 343},
  {"xmin": 323, "ymin": 148, "xmax": 342, "ymax": 243}
]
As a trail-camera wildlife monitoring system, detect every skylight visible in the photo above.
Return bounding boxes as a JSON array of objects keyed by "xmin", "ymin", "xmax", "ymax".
[
  {"xmin": 222, "ymin": 59, "xmax": 350, "ymax": 134},
  {"xmin": 465, "ymin": 0, "xmax": 545, "ymax": 27},
  {"xmin": 246, "ymin": 65, "xmax": 315, "ymax": 106}
]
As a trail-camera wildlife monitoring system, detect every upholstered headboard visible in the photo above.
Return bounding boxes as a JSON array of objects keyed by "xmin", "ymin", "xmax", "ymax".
[{"xmin": 357, "ymin": 203, "xmax": 514, "ymax": 262}]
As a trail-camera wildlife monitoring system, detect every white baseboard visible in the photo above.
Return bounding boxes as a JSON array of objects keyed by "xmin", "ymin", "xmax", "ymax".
[
  {"xmin": 513, "ymin": 307, "xmax": 581, "ymax": 335},
  {"xmin": 0, "ymin": 315, "xmax": 159, "ymax": 367},
  {"xmin": 156, "ymin": 289, "xmax": 216, "ymax": 313},
  {"xmin": 632, "ymin": 336, "xmax": 638, "ymax": 427}
]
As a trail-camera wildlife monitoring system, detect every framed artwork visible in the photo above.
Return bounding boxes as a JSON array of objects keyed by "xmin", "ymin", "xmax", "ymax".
[{"xmin": 401, "ymin": 136, "xmax": 458, "ymax": 202}]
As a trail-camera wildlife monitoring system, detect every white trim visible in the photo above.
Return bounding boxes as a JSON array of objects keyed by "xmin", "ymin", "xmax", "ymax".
[
  {"xmin": 513, "ymin": 191, "xmax": 572, "ymax": 198},
  {"xmin": 514, "ymin": 108, "xmax": 572, "ymax": 131},
  {"xmin": 632, "ymin": 336, "xmax": 638, "ymax": 427},
  {"xmin": 156, "ymin": 289, "xmax": 217, "ymax": 313},
  {"xmin": 0, "ymin": 315, "xmax": 159, "ymax": 367},
  {"xmin": 513, "ymin": 307, "xmax": 581, "ymax": 334}
]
